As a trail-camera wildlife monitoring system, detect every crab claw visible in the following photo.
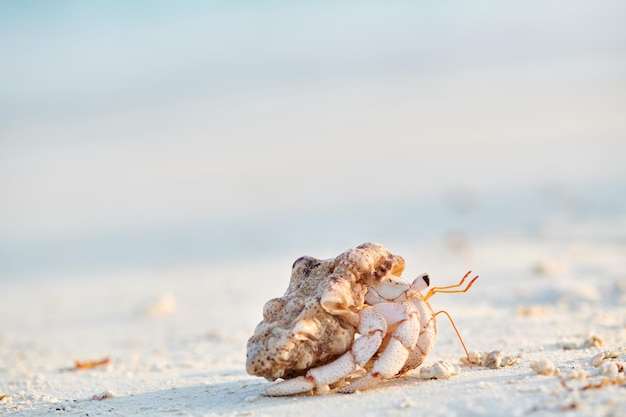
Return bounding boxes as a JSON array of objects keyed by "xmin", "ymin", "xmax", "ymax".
[{"xmin": 263, "ymin": 376, "xmax": 316, "ymax": 396}]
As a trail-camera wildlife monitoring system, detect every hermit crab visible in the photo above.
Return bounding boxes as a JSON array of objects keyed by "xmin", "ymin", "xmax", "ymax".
[{"xmin": 246, "ymin": 242, "xmax": 477, "ymax": 395}]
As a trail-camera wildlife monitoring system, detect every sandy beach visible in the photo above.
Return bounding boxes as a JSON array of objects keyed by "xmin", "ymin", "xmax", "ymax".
[{"xmin": 2, "ymin": 221, "xmax": 626, "ymax": 416}]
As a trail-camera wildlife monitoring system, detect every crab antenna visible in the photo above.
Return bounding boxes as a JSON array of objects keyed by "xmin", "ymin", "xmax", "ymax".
[
  {"xmin": 434, "ymin": 310, "xmax": 472, "ymax": 366},
  {"xmin": 424, "ymin": 270, "xmax": 478, "ymax": 301}
]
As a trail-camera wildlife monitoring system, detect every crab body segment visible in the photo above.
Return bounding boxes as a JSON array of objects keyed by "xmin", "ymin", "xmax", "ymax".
[{"xmin": 246, "ymin": 242, "xmax": 448, "ymax": 395}]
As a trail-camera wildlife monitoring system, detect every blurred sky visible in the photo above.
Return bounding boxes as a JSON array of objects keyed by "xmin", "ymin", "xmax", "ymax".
[{"xmin": 1, "ymin": 1, "xmax": 625, "ymax": 278}]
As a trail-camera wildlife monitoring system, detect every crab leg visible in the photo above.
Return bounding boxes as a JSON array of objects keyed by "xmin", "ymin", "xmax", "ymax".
[
  {"xmin": 338, "ymin": 300, "xmax": 420, "ymax": 393},
  {"xmin": 399, "ymin": 297, "xmax": 437, "ymax": 374},
  {"xmin": 263, "ymin": 307, "xmax": 387, "ymax": 396}
]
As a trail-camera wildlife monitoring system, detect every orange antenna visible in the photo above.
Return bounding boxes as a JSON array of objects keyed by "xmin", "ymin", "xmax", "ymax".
[
  {"xmin": 425, "ymin": 270, "xmax": 479, "ymax": 365},
  {"xmin": 424, "ymin": 270, "xmax": 478, "ymax": 301},
  {"xmin": 434, "ymin": 310, "xmax": 472, "ymax": 365}
]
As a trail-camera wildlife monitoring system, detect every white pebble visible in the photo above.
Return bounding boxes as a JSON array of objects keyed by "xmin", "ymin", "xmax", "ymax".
[
  {"xmin": 590, "ymin": 352, "xmax": 605, "ymax": 367},
  {"xmin": 599, "ymin": 360, "xmax": 621, "ymax": 378},
  {"xmin": 419, "ymin": 361, "xmax": 460, "ymax": 379},
  {"xmin": 460, "ymin": 350, "xmax": 485, "ymax": 366},
  {"xmin": 582, "ymin": 335, "xmax": 604, "ymax": 348},
  {"xmin": 92, "ymin": 390, "xmax": 116, "ymax": 401},
  {"xmin": 531, "ymin": 359, "xmax": 559, "ymax": 376}
]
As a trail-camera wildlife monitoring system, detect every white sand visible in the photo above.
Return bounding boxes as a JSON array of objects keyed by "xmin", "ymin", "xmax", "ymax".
[{"xmin": 2, "ymin": 232, "xmax": 625, "ymax": 416}]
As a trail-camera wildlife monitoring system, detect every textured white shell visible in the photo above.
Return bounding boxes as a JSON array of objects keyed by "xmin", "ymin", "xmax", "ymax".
[{"xmin": 246, "ymin": 242, "xmax": 405, "ymax": 380}]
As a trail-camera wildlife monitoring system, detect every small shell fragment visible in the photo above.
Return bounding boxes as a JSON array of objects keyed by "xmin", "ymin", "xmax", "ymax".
[
  {"xmin": 598, "ymin": 360, "xmax": 625, "ymax": 378},
  {"xmin": 582, "ymin": 335, "xmax": 604, "ymax": 349},
  {"xmin": 92, "ymin": 390, "xmax": 116, "ymax": 401},
  {"xmin": 484, "ymin": 351, "xmax": 503, "ymax": 369},
  {"xmin": 561, "ymin": 334, "xmax": 604, "ymax": 350},
  {"xmin": 599, "ymin": 361, "xmax": 618, "ymax": 378},
  {"xmin": 590, "ymin": 352, "xmax": 605, "ymax": 367},
  {"xmin": 531, "ymin": 359, "xmax": 559, "ymax": 376},
  {"xmin": 460, "ymin": 350, "xmax": 485, "ymax": 366},
  {"xmin": 74, "ymin": 357, "xmax": 111, "ymax": 370},
  {"xmin": 461, "ymin": 350, "xmax": 518, "ymax": 369},
  {"xmin": 604, "ymin": 347, "xmax": 626, "ymax": 359},
  {"xmin": 419, "ymin": 361, "xmax": 460, "ymax": 379}
]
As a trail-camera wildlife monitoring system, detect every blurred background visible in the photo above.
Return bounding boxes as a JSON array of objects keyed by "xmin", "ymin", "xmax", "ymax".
[{"xmin": 1, "ymin": 0, "xmax": 625, "ymax": 280}]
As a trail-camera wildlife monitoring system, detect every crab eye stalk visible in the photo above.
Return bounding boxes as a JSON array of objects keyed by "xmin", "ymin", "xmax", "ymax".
[{"xmin": 410, "ymin": 273, "xmax": 430, "ymax": 292}]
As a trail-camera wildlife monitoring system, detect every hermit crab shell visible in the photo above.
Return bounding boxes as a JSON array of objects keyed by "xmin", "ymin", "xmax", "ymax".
[{"xmin": 246, "ymin": 242, "xmax": 405, "ymax": 380}]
